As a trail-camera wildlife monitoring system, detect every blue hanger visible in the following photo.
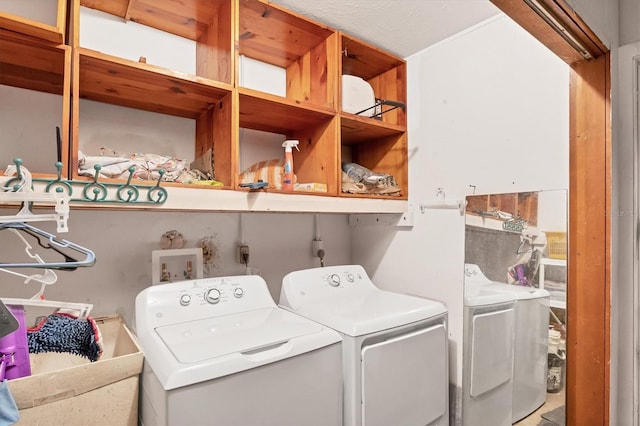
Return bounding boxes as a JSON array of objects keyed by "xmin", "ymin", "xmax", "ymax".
[{"xmin": 0, "ymin": 222, "xmax": 96, "ymax": 269}]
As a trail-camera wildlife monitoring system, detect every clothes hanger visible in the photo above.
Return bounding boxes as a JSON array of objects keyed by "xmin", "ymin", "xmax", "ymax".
[
  {"xmin": 0, "ymin": 222, "xmax": 95, "ymax": 269},
  {"xmin": 0, "ymin": 229, "xmax": 58, "ymax": 284},
  {"xmin": 0, "ymin": 267, "xmax": 57, "ymax": 286},
  {"xmin": 0, "ymin": 231, "xmax": 90, "ymax": 319},
  {"xmin": 8, "ymin": 226, "xmax": 79, "ymax": 271},
  {"xmin": 0, "ymin": 160, "xmax": 70, "ymax": 233}
]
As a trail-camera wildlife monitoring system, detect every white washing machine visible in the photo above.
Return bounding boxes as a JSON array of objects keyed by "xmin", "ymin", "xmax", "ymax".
[
  {"xmin": 135, "ymin": 275, "xmax": 343, "ymax": 426},
  {"xmin": 463, "ymin": 277, "xmax": 516, "ymax": 426},
  {"xmin": 465, "ymin": 263, "xmax": 550, "ymax": 423},
  {"xmin": 279, "ymin": 265, "xmax": 449, "ymax": 426}
]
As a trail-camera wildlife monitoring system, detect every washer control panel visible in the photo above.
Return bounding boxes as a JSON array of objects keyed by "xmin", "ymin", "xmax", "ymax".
[{"xmin": 137, "ymin": 275, "xmax": 275, "ymax": 328}]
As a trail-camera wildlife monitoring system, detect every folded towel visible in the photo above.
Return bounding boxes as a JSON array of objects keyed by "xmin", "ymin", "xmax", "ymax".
[
  {"xmin": 28, "ymin": 314, "xmax": 103, "ymax": 362},
  {"xmin": 0, "ymin": 379, "xmax": 19, "ymax": 425}
]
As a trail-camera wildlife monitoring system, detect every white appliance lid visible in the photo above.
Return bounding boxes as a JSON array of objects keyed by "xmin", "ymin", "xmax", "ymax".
[
  {"xmin": 288, "ymin": 289, "xmax": 446, "ymax": 337},
  {"xmin": 483, "ymin": 282, "xmax": 550, "ymax": 300},
  {"xmin": 136, "ymin": 275, "xmax": 342, "ymax": 390},
  {"xmin": 279, "ymin": 265, "xmax": 447, "ymax": 337},
  {"xmin": 464, "ymin": 281, "xmax": 516, "ymax": 306},
  {"xmin": 465, "ymin": 263, "xmax": 550, "ymax": 300},
  {"xmin": 155, "ymin": 307, "xmax": 323, "ymax": 363}
]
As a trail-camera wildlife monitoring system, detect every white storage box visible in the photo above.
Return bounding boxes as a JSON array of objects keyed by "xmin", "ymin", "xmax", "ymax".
[{"xmin": 7, "ymin": 315, "xmax": 143, "ymax": 426}]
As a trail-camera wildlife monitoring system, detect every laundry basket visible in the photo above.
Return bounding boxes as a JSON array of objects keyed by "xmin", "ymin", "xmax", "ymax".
[
  {"xmin": 545, "ymin": 231, "xmax": 567, "ymax": 260},
  {"xmin": 7, "ymin": 315, "xmax": 143, "ymax": 425}
]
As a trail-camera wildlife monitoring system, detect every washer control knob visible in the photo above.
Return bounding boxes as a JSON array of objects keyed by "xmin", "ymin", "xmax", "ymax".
[
  {"xmin": 234, "ymin": 287, "xmax": 244, "ymax": 298},
  {"xmin": 346, "ymin": 273, "xmax": 355, "ymax": 283},
  {"xmin": 179, "ymin": 294, "xmax": 191, "ymax": 306},
  {"xmin": 328, "ymin": 274, "xmax": 341, "ymax": 287},
  {"xmin": 205, "ymin": 288, "xmax": 221, "ymax": 304}
]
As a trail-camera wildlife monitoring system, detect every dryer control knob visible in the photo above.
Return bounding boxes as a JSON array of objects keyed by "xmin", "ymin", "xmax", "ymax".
[
  {"xmin": 179, "ymin": 294, "xmax": 191, "ymax": 306},
  {"xmin": 205, "ymin": 288, "xmax": 221, "ymax": 304},
  {"xmin": 328, "ymin": 274, "xmax": 341, "ymax": 287},
  {"xmin": 346, "ymin": 273, "xmax": 355, "ymax": 282},
  {"xmin": 234, "ymin": 287, "xmax": 244, "ymax": 298}
]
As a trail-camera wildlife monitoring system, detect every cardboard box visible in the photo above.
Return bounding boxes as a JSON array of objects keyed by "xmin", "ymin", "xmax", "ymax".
[
  {"xmin": 294, "ymin": 182, "xmax": 327, "ymax": 193},
  {"xmin": 7, "ymin": 315, "xmax": 143, "ymax": 426}
]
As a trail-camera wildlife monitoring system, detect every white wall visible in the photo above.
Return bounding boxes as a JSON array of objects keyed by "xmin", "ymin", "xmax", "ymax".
[
  {"xmin": 612, "ymin": 41, "xmax": 636, "ymax": 426},
  {"xmin": 351, "ymin": 14, "xmax": 569, "ymax": 423},
  {"xmin": 0, "ymin": 209, "xmax": 351, "ymax": 327},
  {"xmin": 568, "ymin": 0, "xmax": 617, "ymax": 49},
  {"xmin": 619, "ymin": 0, "xmax": 640, "ymax": 45},
  {"xmin": 0, "ymin": 86, "xmax": 62, "ymax": 173}
]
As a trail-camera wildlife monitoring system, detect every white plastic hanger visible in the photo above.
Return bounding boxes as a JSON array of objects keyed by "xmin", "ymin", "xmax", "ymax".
[
  {"xmin": 0, "ymin": 163, "xmax": 70, "ymax": 233},
  {"xmin": 0, "ymin": 228, "xmax": 58, "ymax": 285},
  {"xmin": 0, "ymin": 223, "xmax": 95, "ymax": 269}
]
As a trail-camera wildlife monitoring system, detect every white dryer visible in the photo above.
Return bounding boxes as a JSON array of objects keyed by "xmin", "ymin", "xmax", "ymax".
[
  {"xmin": 463, "ymin": 277, "xmax": 516, "ymax": 426},
  {"xmin": 465, "ymin": 263, "xmax": 550, "ymax": 423},
  {"xmin": 279, "ymin": 265, "xmax": 449, "ymax": 426},
  {"xmin": 135, "ymin": 275, "xmax": 343, "ymax": 426}
]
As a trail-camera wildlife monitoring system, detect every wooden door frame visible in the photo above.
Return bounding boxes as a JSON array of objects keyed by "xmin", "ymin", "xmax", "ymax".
[{"xmin": 490, "ymin": 1, "xmax": 611, "ymax": 425}]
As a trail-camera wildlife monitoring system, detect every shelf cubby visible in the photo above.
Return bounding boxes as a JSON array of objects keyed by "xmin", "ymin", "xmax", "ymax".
[
  {"xmin": 76, "ymin": 0, "xmax": 233, "ymax": 84},
  {"xmin": 340, "ymin": 33, "xmax": 407, "ymax": 127},
  {"xmin": 72, "ymin": 49, "xmax": 234, "ymax": 188},
  {"xmin": 70, "ymin": 0, "xmax": 235, "ymax": 188},
  {"xmin": 338, "ymin": 33, "xmax": 408, "ymax": 199},
  {"xmin": 0, "ymin": 0, "xmax": 66, "ymax": 45},
  {"xmin": 238, "ymin": 0, "xmax": 338, "ymax": 110},
  {"xmin": 0, "ymin": 29, "xmax": 71, "ymax": 177},
  {"xmin": 239, "ymin": 88, "xmax": 339, "ymax": 195}
]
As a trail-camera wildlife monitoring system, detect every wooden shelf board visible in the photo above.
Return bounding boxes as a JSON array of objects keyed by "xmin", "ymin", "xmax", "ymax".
[
  {"xmin": 0, "ymin": 32, "xmax": 66, "ymax": 94},
  {"xmin": 341, "ymin": 34, "xmax": 404, "ymax": 80},
  {"xmin": 64, "ymin": 184, "xmax": 409, "ymax": 213},
  {"xmin": 80, "ymin": 0, "xmax": 226, "ymax": 41},
  {"xmin": 239, "ymin": 88, "xmax": 335, "ymax": 134},
  {"xmin": 0, "ymin": 12, "xmax": 63, "ymax": 44},
  {"xmin": 340, "ymin": 113, "xmax": 405, "ymax": 144},
  {"xmin": 239, "ymin": 0, "xmax": 334, "ymax": 68},
  {"xmin": 78, "ymin": 49, "xmax": 232, "ymax": 119},
  {"xmin": 339, "ymin": 192, "xmax": 406, "ymax": 201}
]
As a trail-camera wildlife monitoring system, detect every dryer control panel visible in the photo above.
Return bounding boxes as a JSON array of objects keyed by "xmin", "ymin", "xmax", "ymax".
[
  {"xmin": 136, "ymin": 275, "xmax": 276, "ymax": 329},
  {"xmin": 280, "ymin": 265, "xmax": 375, "ymax": 310}
]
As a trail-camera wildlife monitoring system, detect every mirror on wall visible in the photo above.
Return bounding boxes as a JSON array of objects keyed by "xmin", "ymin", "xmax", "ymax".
[{"xmin": 463, "ymin": 189, "xmax": 567, "ymax": 425}]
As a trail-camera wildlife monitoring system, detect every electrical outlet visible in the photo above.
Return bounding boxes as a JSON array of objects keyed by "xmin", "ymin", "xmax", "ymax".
[
  {"xmin": 312, "ymin": 239, "xmax": 323, "ymax": 257},
  {"xmin": 238, "ymin": 245, "xmax": 250, "ymax": 264}
]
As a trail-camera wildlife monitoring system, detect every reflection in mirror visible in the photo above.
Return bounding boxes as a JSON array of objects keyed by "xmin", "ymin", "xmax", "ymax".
[{"xmin": 462, "ymin": 190, "xmax": 567, "ymax": 425}]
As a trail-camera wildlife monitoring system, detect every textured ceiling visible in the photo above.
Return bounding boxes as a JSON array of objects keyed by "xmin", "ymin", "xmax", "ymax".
[{"xmin": 269, "ymin": 0, "xmax": 502, "ymax": 58}]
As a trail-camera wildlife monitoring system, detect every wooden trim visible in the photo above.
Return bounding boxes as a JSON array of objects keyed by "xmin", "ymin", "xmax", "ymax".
[
  {"xmin": 491, "ymin": 0, "xmax": 606, "ymax": 64},
  {"xmin": 490, "ymin": 1, "xmax": 611, "ymax": 425},
  {"xmin": 544, "ymin": 0, "xmax": 607, "ymax": 55},
  {"xmin": 567, "ymin": 53, "xmax": 610, "ymax": 426}
]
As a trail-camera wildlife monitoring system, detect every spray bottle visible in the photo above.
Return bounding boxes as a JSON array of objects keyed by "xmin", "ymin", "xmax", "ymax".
[{"xmin": 281, "ymin": 140, "xmax": 300, "ymax": 191}]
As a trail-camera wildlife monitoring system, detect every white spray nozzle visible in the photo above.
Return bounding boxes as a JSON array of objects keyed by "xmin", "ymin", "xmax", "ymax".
[{"xmin": 282, "ymin": 140, "xmax": 300, "ymax": 152}]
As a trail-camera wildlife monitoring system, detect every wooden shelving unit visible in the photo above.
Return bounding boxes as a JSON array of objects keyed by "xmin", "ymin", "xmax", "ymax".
[
  {"xmin": 466, "ymin": 192, "xmax": 539, "ymax": 226},
  {"xmin": 0, "ymin": 0, "xmax": 66, "ymax": 44},
  {"xmin": 339, "ymin": 33, "xmax": 408, "ymax": 199},
  {"xmin": 0, "ymin": 26, "xmax": 71, "ymax": 177},
  {"xmin": 0, "ymin": 0, "xmax": 409, "ymax": 211}
]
